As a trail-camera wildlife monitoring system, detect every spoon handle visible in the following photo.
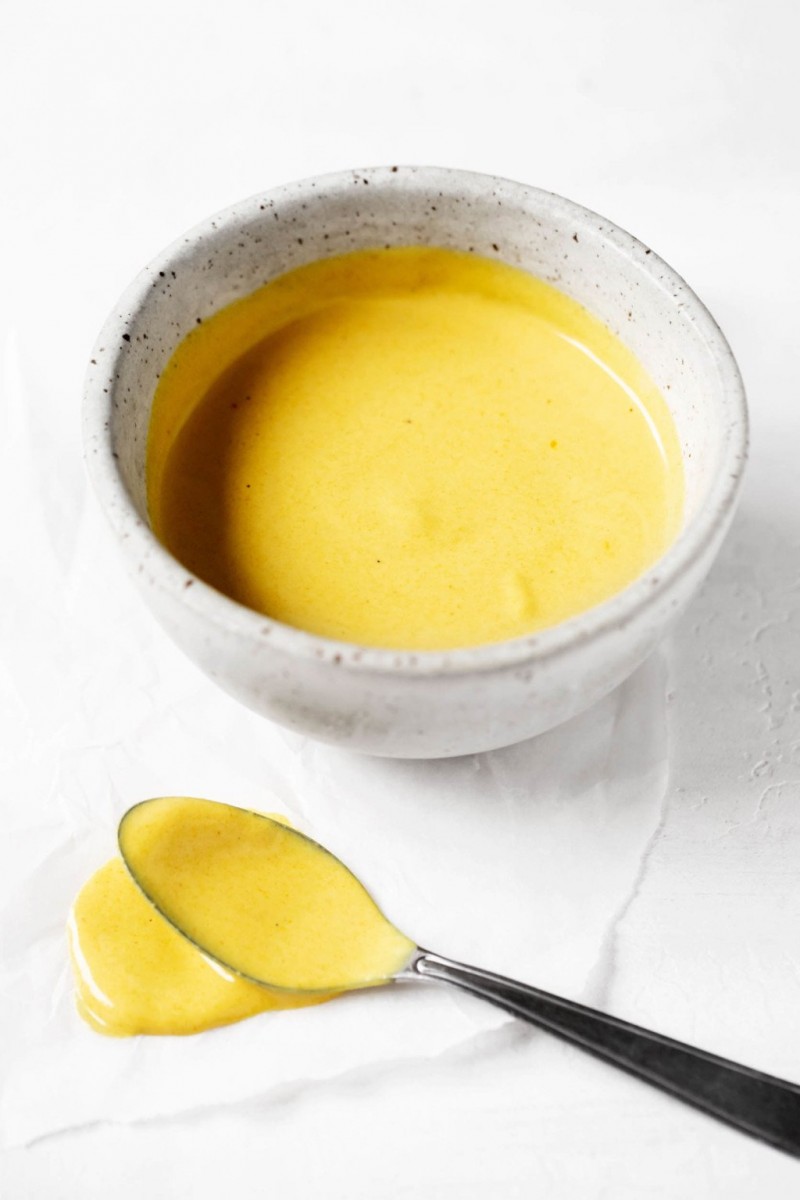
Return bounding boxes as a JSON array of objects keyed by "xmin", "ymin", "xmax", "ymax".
[{"xmin": 407, "ymin": 950, "xmax": 800, "ymax": 1156}]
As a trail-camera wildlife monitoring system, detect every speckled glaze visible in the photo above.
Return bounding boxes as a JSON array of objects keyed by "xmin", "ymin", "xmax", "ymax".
[{"xmin": 83, "ymin": 166, "xmax": 747, "ymax": 758}]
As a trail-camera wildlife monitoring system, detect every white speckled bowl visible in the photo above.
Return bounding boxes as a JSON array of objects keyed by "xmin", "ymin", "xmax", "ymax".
[{"xmin": 83, "ymin": 166, "xmax": 747, "ymax": 758}]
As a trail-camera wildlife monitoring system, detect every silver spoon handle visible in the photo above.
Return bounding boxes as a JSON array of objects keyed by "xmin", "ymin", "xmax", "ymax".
[{"xmin": 406, "ymin": 950, "xmax": 800, "ymax": 1157}]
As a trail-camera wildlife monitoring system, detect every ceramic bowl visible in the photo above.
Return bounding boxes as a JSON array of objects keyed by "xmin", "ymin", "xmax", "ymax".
[{"xmin": 83, "ymin": 166, "xmax": 747, "ymax": 758}]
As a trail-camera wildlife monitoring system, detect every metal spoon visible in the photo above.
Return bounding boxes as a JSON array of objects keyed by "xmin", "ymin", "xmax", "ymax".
[{"xmin": 119, "ymin": 801, "xmax": 800, "ymax": 1157}]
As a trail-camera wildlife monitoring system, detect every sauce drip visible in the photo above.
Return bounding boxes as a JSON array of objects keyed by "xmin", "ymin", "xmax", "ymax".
[{"xmin": 147, "ymin": 247, "xmax": 683, "ymax": 650}]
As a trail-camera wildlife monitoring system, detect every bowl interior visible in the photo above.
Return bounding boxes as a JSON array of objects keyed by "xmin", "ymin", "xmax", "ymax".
[{"xmin": 100, "ymin": 167, "xmax": 742, "ymax": 585}]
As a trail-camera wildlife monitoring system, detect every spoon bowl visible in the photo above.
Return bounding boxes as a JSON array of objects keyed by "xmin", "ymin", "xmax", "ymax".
[{"xmin": 118, "ymin": 797, "xmax": 416, "ymax": 994}]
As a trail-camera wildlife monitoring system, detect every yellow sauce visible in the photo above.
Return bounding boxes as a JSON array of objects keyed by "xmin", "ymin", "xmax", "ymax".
[
  {"xmin": 147, "ymin": 248, "xmax": 683, "ymax": 650},
  {"xmin": 68, "ymin": 799, "xmax": 415, "ymax": 1036},
  {"xmin": 68, "ymin": 858, "xmax": 324, "ymax": 1036}
]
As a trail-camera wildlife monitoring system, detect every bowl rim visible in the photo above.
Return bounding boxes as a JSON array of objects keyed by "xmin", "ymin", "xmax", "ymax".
[{"xmin": 82, "ymin": 164, "xmax": 748, "ymax": 678}]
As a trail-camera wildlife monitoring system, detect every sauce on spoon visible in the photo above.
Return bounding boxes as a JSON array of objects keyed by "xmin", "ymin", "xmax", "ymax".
[{"xmin": 68, "ymin": 798, "xmax": 414, "ymax": 1036}]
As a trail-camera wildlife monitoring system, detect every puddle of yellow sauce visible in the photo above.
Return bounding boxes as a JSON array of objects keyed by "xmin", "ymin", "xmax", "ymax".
[
  {"xmin": 67, "ymin": 858, "xmax": 323, "ymax": 1036},
  {"xmin": 147, "ymin": 247, "xmax": 683, "ymax": 651},
  {"xmin": 68, "ymin": 799, "xmax": 415, "ymax": 1037}
]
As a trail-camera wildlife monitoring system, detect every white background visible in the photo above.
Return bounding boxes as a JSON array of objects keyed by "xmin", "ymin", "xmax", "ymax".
[{"xmin": 2, "ymin": 0, "xmax": 800, "ymax": 1195}]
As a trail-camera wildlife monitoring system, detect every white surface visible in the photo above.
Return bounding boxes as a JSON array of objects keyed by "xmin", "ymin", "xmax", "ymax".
[{"xmin": 1, "ymin": 0, "xmax": 799, "ymax": 1195}]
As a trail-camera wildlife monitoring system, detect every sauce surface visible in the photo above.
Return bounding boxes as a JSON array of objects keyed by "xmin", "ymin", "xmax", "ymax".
[
  {"xmin": 148, "ymin": 247, "xmax": 683, "ymax": 650},
  {"xmin": 69, "ymin": 799, "xmax": 414, "ymax": 1036}
]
